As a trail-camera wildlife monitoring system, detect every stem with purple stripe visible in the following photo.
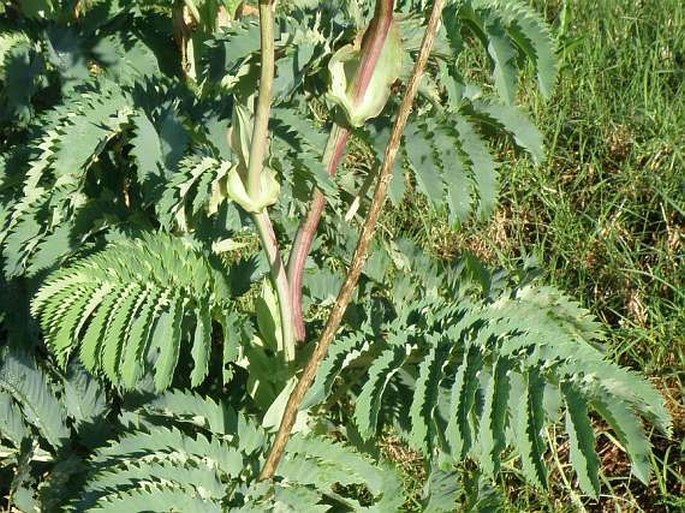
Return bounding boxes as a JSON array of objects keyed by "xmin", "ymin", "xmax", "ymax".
[{"xmin": 286, "ymin": 0, "xmax": 396, "ymax": 342}]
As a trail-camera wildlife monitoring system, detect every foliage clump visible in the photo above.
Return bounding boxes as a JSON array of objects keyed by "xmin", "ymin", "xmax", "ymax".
[{"xmin": 0, "ymin": 0, "xmax": 673, "ymax": 511}]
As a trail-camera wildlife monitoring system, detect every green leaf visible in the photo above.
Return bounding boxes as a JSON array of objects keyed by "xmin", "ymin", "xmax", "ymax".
[
  {"xmin": 283, "ymin": 434, "xmax": 404, "ymax": 511},
  {"xmin": 190, "ymin": 301, "xmax": 212, "ymax": 387},
  {"xmin": 0, "ymin": 38, "xmax": 45, "ymax": 122},
  {"xmin": 26, "ymin": 222, "xmax": 75, "ymax": 275},
  {"xmin": 562, "ymin": 382, "xmax": 600, "ymax": 497},
  {"xmin": 479, "ymin": 357, "xmax": 511, "ymax": 476},
  {"xmin": 143, "ymin": 390, "xmax": 244, "ymax": 439},
  {"xmin": 130, "ymin": 110, "xmax": 164, "ymax": 183},
  {"xmin": 152, "ymin": 294, "xmax": 185, "ymax": 392},
  {"xmin": 0, "ymin": 349, "xmax": 69, "ymax": 449},
  {"xmin": 405, "ymin": 120, "xmax": 444, "ymax": 203},
  {"xmin": 204, "ymin": 19, "xmax": 261, "ymax": 81},
  {"xmin": 304, "ymin": 335, "xmax": 366, "ymax": 409},
  {"xmin": 51, "ymin": 88, "xmax": 130, "ymax": 177},
  {"xmin": 410, "ymin": 340, "xmax": 451, "ymax": 452},
  {"xmin": 473, "ymin": 101, "xmax": 544, "ymax": 165},
  {"xmin": 354, "ymin": 345, "xmax": 408, "ymax": 438},
  {"xmin": 422, "ymin": 466, "xmax": 461, "ymax": 513},
  {"xmin": 593, "ymin": 397, "xmax": 652, "ymax": 484},
  {"xmin": 93, "ymin": 427, "xmax": 244, "ymax": 477},
  {"xmin": 3, "ymin": 215, "xmax": 42, "ymax": 277},
  {"xmin": 80, "ymin": 293, "xmax": 119, "ymax": 373},
  {"xmin": 432, "ymin": 122, "xmax": 473, "ymax": 224},
  {"xmin": 48, "ymin": 283, "xmax": 98, "ymax": 367},
  {"xmin": 514, "ymin": 369, "xmax": 547, "ymax": 489},
  {"xmin": 101, "ymin": 283, "xmax": 144, "ymax": 382},
  {"xmin": 120, "ymin": 288, "xmax": 165, "ymax": 389},
  {"xmin": 0, "ymin": 390, "xmax": 28, "ymax": 447},
  {"xmin": 33, "ymin": 233, "xmax": 231, "ymax": 390},
  {"xmin": 454, "ymin": 117, "xmax": 498, "ymax": 218},
  {"xmin": 62, "ymin": 364, "xmax": 107, "ymax": 430},
  {"xmin": 485, "ymin": 17, "xmax": 517, "ymax": 104},
  {"xmin": 445, "ymin": 345, "xmax": 483, "ymax": 459},
  {"xmin": 89, "ymin": 484, "xmax": 222, "ymax": 513},
  {"xmin": 504, "ymin": 2, "xmax": 557, "ymax": 97},
  {"xmin": 87, "ymin": 459, "xmax": 225, "ymax": 502}
]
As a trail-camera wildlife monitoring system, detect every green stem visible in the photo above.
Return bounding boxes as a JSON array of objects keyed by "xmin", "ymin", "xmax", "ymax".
[
  {"xmin": 247, "ymin": 0, "xmax": 295, "ymax": 360},
  {"xmin": 246, "ymin": 0, "xmax": 275, "ymax": 199},
  {"xmin": 259, "ymin": 0, "xmax": 447, "ymax": 480},
  {"xmin": 254, "ymin": 211, "xmax": 295, "ymax": 361}
]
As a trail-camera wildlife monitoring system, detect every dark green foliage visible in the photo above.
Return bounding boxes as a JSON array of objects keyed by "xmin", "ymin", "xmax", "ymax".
[
  {"xmin": 31, "ymin": 233, "xmax": 232, "ymax": 390},
  {"xmin": 0, "ymin": 345, "xmax": 109, "ymax": 510},
  {"xmin": 0, "ymin": 0, "xmax": 674, "ymax": 511},
  {"xmin": 0, "ymin": 347, "xmax": 70, "ymax": 449},
  {"xmin": 310, "ymin": 268, "xmax": 672, "ymax": 497}
]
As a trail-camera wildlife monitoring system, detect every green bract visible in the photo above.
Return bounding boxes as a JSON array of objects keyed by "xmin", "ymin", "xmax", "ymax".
[
  {"xmin": 226, "ymin": 165, "xmax": 280, "ymax": 213},
  {"xmin": 327, "ymin": 20, "xmax": 403, "ymax": 127},
  {"xmin": 226, "ymin": 102, "xmax": 280, "ymax": 212}
]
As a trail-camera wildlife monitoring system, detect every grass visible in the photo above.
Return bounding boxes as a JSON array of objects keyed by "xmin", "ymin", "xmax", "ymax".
[{"xmin": 383, "ymin": 0, "xmax": 684, "ymax": 510}]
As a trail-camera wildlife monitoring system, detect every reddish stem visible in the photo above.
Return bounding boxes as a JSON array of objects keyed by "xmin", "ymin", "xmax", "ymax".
[
  {"xmin": 287, "ymin": 0, "xmax": 395, "ymax": 342},
  {"xmin": 287, "ymin": 129, "xmax": 349, "ymax": 341},
  {"xmin": 352, "ymin": 0, "xmax": 395, "ymax": 101}
]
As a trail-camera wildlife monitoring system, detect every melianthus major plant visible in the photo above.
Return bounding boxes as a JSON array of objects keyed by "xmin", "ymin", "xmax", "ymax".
[{"xmin": 0, "ymin": 0, "xmax": 673, "ymax": 511}]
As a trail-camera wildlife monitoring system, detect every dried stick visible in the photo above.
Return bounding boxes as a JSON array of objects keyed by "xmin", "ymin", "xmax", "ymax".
[{"xmin": 259, "ymin": 0, "xmax": 446, "ymax": 480}]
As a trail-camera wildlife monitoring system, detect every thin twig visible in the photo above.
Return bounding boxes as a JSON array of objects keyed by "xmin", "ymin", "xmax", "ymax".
[
  {"xmin": 259, "ymin": 0, "xmax": 446, "ymax": 480},
  {"xmin": 248, "ymin": 0, "xmax": 295, "ymax": 358}
]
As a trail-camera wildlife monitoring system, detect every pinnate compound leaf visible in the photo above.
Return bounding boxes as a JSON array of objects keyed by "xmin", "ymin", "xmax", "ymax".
[
  {"xmin": 321, "ymin": 275, "xmax": 670, "ymax": 497},
  {"xmin": 470, "ymin": 0, "xmax": 558, "ymax": 98},
  {"xmin": 31, "ymin": 233, "xmax": 233, "ymax": 390},
  {"xmin": 354, "ymin": 345, "xmax": 408, "ymax": 439},
  {"xmin": 76, "ymin": 392, "xmax": 401, "ymax": 512}
]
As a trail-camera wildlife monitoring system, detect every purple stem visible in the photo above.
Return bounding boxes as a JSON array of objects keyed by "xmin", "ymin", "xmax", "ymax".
[
  {"xmin": 287, "ymin": 0, "xmax": 395, "ymax": 341},
  {"xmin": 287, "ymin": 129, "xmax": 349, "ymax": 341}
]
